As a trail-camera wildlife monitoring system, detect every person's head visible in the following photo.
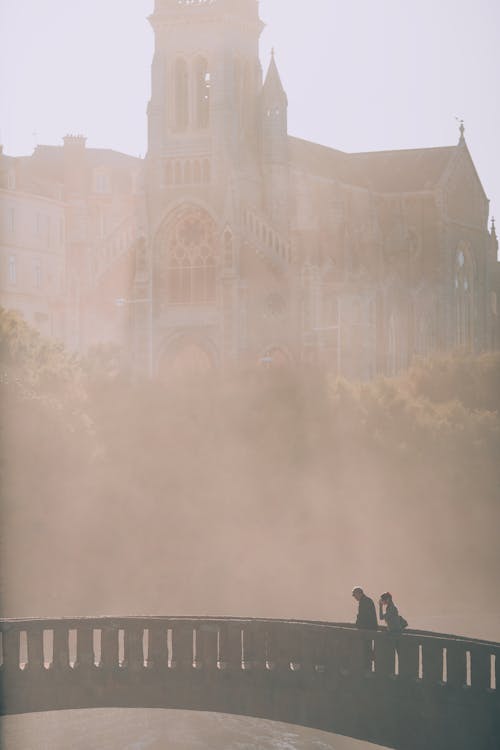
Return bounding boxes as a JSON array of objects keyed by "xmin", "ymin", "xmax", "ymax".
[
  {"xmin": 352, "ymin": 586, "xmax": 364, "ymax": 602},
  {"xmin": 380, "ymin": 592, "xmax": 392, "ymax": 605}
]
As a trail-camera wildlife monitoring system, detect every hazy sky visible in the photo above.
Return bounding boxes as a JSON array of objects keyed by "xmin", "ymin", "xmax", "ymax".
[{"xmin": 1, "ymin": 0, "xmax": 499, "ymax": 220}]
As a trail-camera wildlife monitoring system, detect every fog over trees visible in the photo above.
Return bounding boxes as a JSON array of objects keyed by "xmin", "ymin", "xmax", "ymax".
[{"xmin": 1, "ymin": 307, "xmax": 499, "ymax": 628}]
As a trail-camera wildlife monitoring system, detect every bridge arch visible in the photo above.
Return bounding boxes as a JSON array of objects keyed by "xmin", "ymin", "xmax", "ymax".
[{"xmin": 1, "ymin": 617, "xmax": 498, "ymax": 750}]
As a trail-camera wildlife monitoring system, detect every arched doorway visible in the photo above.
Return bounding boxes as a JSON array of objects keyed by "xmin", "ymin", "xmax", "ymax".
[
  {"xmin": 259, "ymin": 347, "xmax": 291, "ymax": 369},
  {"xmin": 158, "ymin": 335, "xmax": 217, "ymax": 378}
]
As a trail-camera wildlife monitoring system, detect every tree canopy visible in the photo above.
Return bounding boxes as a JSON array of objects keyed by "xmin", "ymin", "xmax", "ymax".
[{"xmin": 1, "ymin": 309, "xmax": 499, "ymax": 624}]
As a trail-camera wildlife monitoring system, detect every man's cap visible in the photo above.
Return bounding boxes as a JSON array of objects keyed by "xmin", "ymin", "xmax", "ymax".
[{"xmin": 352, "ymin": 586, "xmax": 364, "ymax": 595}]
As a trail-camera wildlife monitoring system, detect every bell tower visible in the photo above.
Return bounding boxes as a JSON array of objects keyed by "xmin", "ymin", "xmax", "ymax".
[
  {"xmin": 134, "ymin": 0, "xmax": 265, "ymax": 376},
  {"xmin": 147, "ymin": 0, "xmax": 263, "ymax": 187}
]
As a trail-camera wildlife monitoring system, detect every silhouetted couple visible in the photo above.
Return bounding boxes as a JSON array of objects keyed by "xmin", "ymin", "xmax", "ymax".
[{"xmin": 352, "ymin": 587, "xmax": 408, "ymax": 632}]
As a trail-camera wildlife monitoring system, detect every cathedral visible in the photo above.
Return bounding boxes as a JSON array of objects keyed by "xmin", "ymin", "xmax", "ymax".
[{"xmin": 1, "ymin": 0, "xmax": 499, "ymax": 377}]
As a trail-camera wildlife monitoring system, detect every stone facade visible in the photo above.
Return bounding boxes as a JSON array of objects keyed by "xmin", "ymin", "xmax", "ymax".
[
  {"xmin": 0, "ymin": 138, "xmax": 142, "ymax": 350},
  {"xmin": 0, "ymin": 149, "xmax": 67, "ymax": 341},
  {"xmin": 137, "ymin": 0, "xmax": 499, "ymax": 377},
  {"xmin": 1, "ymin": 0, "xmax": 498, "ymax": 375}
]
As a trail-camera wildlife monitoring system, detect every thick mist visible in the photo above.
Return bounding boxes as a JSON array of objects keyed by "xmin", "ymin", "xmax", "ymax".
[{"xmin": 1, "ymin": 310, "xmax": 499, "ymax": 638}]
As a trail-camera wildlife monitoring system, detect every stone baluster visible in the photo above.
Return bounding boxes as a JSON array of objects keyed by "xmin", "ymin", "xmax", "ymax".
[
  {"xmin": 242, "ymin": 622, "xmax": 267, "ymax": 670},
  {"xmin": 374, "ymin": 633, "xmax": 396, "ymax": 677},
  {"xmin": 335, "ymin": 629, "xmax": 352, "ymax": 676},
  {"xmin": 52, "ymin": 625, "xmax": 69, "ymax": 671},
  {"xmin": 422, "ymin": 639, "xmax": 444, "ymax": 684},
  {"xmin": 76, "ymin": 625, "xmax": 94, "ymax": 669},
  {"xmin": 322, "ymin": 628, "xmax": 341, "ymax": 677},
  {"xmin": 289, "ymin": 624, "xmax": 304, "ymax": 671},
  {"xmin": 124, "ymin": 625, "xmax": 144, "ymax": 671},
  {"xmin": 194, "ymin": 623, "xmax": 217, "ymax": 671},
  {"xmin": 26, "ymin": 627, "xmax": 44, "ymax": 671},
  {"xmin": 147, "ymin": 626, "xmax": 168, "ymax": 670},
  {"xmin": 100, "ymin": 625, "xmax": 119, "ymax": 670},
  {"xmin": 397, "ymin": 635, "xmax": 419, "ymax": 680},
  {"xmin": 267, "ymin": 623, "xmax": 300, "ymax": 672},
  {"xmin": 171, "ymin": 623, "xmax": 193, "ymax": 671},
  {"xmin": 301, "ymin": 625, "xmax": 324, "ymax": 675},
  {"xmin": 469, "ymin": 645, "xmax": 492, "ymax": 691},
  {"xmin": 218, "ymin": 622, "xmax": 242, "ymax": 671},
  {"xmin": 446, "ymin": 641, "xmax": 467, "ymax": 688},
  {"xmin": 342, "ymin": 629, "xmax": 365, "ymax": 676},
  {"xmin": 2, "ymin": 627, "xmax": 20, "ymax": 672},
  {"xmin": 446, "ymin": 642, "xmax": 467, "ymax": 688}
]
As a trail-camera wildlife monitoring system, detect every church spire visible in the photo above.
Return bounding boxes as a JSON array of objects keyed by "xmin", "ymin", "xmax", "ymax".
[
  {"xmin": 458, "ymin": 119, "xmax": 466, "ymax": 145},
  {"xmin": 491, "ymin": 216, "xmax": 498, "ymax": 254},
  {"xmin": 263, "ymin": 50, "xmax": 288, "ymax": 105}
]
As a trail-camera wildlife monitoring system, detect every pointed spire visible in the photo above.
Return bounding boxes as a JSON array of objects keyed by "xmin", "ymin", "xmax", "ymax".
[{"xmin": 263, "ymin": 49, "xmax": 287, "ymax": 104}]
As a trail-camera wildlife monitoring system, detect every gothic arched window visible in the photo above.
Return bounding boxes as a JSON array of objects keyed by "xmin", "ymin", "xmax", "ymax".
[
  {"xmin": 202, "ymin": 159, "xmax": 210, "ymax": 183},
  {"xmin": 415, "ymin": 314, "xmax": 435, "ymax": 357},
  {"xmin": 195, "ymin": 57, "xmax": 211, "ymax": 129},
  {"xmin": 165, "ymin": 208, "xmax": 218, "ymax": 305},
  {"xmin": 455, "ymin": 244, "xmax": 474, "ymax": 348},
  {"xmin": 165, "ymin": 161, "xmax": 173, "ymax": 185},
  {"xmin": 223, "ymin": 230, "xmax": 233, "ymax": 267},
  {"xmin": 388, "ymin": 313, "xmax": 398, "ymax": 375},
  {"xmin": 174, "ymin": 58, "xmax": 189, "ymax": 132}
]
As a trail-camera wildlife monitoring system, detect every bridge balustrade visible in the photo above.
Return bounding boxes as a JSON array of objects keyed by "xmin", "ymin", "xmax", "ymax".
[{"xmin": 0, "ymin": 617, "xmax": 499, "ymax": 750}]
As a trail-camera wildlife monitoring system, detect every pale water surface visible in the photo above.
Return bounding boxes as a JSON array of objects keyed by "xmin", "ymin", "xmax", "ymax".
[{"xmin": 1, "ymin": 709, "xmax": 388, "ymax": 750}]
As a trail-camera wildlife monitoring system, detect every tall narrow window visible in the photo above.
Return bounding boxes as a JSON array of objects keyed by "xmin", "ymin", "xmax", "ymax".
[
  {"xmin": 223, "ymin": 230, "xmax": 233, "ymax": 267},
  {"xmin": 456, "ymin": 246, "xmax": 474, "ymax": 349},
  {"xmin": 99, "ymin": 209, "xmax": 106, "ymax": 239},
  {"xmin": 195, "ymin": 57, "xmax": 210, "ymax": 129},
  {"xmin": 165, "ymin": 161, "xmax": 173, "ymax": 185},
  {"xmin": 175, "ymin": 58, "xmax": 189, "ymax": 132},
  {"xmin": 234, "ymin": 58, "xmax": 243, "ymax": 122},
  {"xmin": 388, "ymin": 313, "xmax": 398, "ymax": 375},
  {"xmin": 8, "ymin": 255, "xmax": 17, "ymax": 284},
  {"xmin": 35, "ymin": 260, "xmax": 42, "ymax": 288},
  {"xmin": 243, "ymin": 63, "xmax": 253, "ymax": 130}
]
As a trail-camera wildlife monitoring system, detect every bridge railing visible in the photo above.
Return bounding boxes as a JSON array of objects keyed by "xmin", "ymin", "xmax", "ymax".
[{"xmin": 0, "ymin": 617, "xmax": 498, "ymax": 692}]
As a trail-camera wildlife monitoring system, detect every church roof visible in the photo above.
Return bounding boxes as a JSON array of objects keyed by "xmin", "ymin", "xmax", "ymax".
[
  {"xmin": 289, "ymin": 136, "xmax": 456, "ymax": 192},
  {"xmin": 32, "ymin": 144, "xmax": 141, "ymax": 168}
]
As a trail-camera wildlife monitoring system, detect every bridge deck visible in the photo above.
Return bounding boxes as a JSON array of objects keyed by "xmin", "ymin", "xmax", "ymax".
[{"xmin": 1, "ymin": 617, "xmax": 499, "ymax": 750}]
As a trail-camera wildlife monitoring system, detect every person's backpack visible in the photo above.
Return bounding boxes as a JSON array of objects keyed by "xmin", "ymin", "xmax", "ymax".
[{"xmin": 399, "ymin": 616, "xmax": 408, "ymax": 630}]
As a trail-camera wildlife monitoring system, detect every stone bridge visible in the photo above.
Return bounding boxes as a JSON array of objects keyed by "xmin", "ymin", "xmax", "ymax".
[{"xmin": 0, "ymin": 617, "xmax": 499, "ymax": 750}]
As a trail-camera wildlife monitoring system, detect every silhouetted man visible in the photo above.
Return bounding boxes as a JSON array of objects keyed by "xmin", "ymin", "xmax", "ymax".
[{"xmin": 352, "ymin": 587, "xmax": 377, "ymax": 630}]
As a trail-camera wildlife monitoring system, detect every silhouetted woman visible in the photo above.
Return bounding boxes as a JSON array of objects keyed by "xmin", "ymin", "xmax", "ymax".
[{"xmin": 379, "ymin": 592, "xmax": 407, "ymax": 632}]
